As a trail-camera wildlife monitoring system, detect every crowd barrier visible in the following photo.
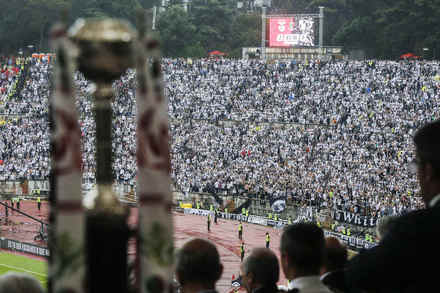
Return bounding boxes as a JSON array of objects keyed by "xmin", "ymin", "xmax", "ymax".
[{"xmin": 177, "ymin": 207, "xmax": 377, "ymax": 251}]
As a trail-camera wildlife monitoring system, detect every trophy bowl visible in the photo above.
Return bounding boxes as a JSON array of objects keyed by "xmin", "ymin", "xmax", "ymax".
[{"xmin": 68, "ymin": 18, "xmax": 137, "ymax": 83}]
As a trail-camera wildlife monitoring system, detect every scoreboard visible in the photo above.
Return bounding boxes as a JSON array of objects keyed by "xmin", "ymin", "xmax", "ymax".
[{"xmin": 268, "ymin": 17, "xmax": 315, "ymax": 47}]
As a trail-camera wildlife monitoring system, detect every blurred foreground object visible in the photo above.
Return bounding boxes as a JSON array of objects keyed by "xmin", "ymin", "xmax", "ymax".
[{"xmin": 49, "ymin": 14, "xmax": 174, "ymax": 293}]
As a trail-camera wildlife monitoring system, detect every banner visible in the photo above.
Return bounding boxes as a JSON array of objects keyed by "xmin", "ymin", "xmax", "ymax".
[
  {"xmin": 1, "ymin": 238, "xmax": 50, "ymax": 257},
  {"xmin": 324, "ymin": 231, "xmax": 376, "ymax": 250},
  {"xmin": 267, "ymin": 219, "xmax": 288, "ymax": 228},
  {"xmin": 179, "ymin": 207, "xmax": 377, "ymax": 251},
  {"xmin": 331, "ymin": 210, "xmax": 378, "ymax": 227},
  {"xmin": 184, "ymin": 208, "xmax": 212, "ymax": 217},
  {"xmin": 247, "ymin": 215, "xmax": 268, "ymax": 226},
  {"xmin": 28, "ymin": 180, "xmax": 50, "ymax": 193}
]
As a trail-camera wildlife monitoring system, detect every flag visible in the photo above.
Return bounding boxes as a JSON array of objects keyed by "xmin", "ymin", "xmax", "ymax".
[{"xmin": 270, "ymin": 197, "xmax": 286, "ymax": 213}]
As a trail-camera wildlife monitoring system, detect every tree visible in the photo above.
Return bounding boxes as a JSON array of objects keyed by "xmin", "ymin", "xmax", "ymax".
[
  {"xmin": 0, "ymin": 0, "xmax": 71, "ymax": 53},
  {"xmin": 139, "ymin": 0, "xmax": 162, "ymax": 9},
  {"xmin": 157, "ymin": 5, "xmax": 197, "ymax": 56},
  {"xmin": 71, "ymin": 0, "xmax": 142, "ymax": 24},
  {"xmin": 190, "ymin": 0, "xmax": 235, "ymax": 52},
  {"xmin": 229, "ymin": 13, "xmax": 260, "ymax": 57}
]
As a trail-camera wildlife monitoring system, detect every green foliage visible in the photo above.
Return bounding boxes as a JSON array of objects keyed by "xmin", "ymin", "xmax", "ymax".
[
  {"xmin": 270, "ymin": 0, "xmax": 440, "ymax": 58},
  {"xmin": 71, "ymin": 0, "xmax": 142, "ymax": 24},
  {"xmin": 0, "ymin": 0, "xmax": 71, "ymax": 53},
  {"xmin": 1, "ymin": 0, "xmax": 440, "ymax": 58},
  {"xmin": 182, "ymin": 42, "xmax": 206, "ymax": 58},
  {"xmin": 157, "ymin": 6, "xmax": 196, "ymax": 57},
  {"xmin": 157, "ymin": 1, "xmax": 259, "ymax": 57},
  {"xmin": 312, "ymin": 0, "xmax": 440, "ymax": 58},
  {"xmin": 0, "ymin": 0, "xmax": 141, "ymax": 54}
]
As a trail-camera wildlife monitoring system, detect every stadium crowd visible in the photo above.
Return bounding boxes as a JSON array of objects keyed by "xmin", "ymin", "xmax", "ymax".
[{"xmin": 1, "ymin": 57, "xmax": 439, "ymax": 219}]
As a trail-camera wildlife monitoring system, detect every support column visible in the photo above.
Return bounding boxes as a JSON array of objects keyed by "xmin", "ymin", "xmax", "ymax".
[
  {"xmin": 261, "ymin": 6, "xmax": 267, "ymax": 60},
  {"xmin": 319, "ymin": 6, "xmax": 324, "ymax": 49}
]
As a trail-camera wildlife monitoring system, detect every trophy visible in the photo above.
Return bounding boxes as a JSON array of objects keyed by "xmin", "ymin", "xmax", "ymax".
[
  {"xmin": 49, "ymin": 13, "xmax": 174, "ymax": 293},
  {"xmin": 68, "ymin": 18, "xmax": 136, "ymax": 293}
]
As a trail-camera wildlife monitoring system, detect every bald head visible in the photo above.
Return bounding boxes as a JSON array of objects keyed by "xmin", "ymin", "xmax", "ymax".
[
  {"xmin": 176, "ymin": 238, "xmax": 223, "ymax": 287},
  {"xmin": 242, "ymin": 248, "xmax": 279, "ymax": 288}
]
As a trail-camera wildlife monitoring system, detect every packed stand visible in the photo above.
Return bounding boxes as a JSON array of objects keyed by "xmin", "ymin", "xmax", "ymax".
[{"xmin": 1, "ymin": 58, "xmax": 439, "ymax": 220}]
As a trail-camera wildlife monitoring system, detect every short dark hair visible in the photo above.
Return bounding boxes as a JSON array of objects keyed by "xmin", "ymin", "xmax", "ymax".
[
  {"xmin": 176, "ymin": 238, "xmax": 222, "ymax": 286},
  {"xmin": 376, "ymin": 215, "xmax": 398, "ymax": 240},
  {"xmin": 280, "ymin": 223, "xmax": 325, "ymax": 274},
  {"xmin": 242, "ymin": 248, "xmax": 279, "ymax": 287},
  {"xmin": 323, "ymin": 237, "xmax": 347, "ymax": 272},
  {"xmin": 414, "ymin": 119, "xmax": 440, "ymax": 177}
]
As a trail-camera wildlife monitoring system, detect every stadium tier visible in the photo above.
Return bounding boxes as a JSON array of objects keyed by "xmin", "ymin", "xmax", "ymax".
[{"xmin": 1, "ymin": 57, "xmax": 439, "ymax": 222}]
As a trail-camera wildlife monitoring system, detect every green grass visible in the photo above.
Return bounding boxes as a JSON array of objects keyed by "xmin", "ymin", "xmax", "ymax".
[{"xmin": 0, "ymin": 252, "xmax": 47, "ymax": 287}]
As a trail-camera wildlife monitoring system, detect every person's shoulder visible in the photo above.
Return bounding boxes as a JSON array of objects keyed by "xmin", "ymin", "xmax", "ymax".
[
  {"xmin": 394, "ymin": 206, "xmax": 440, "ymax": 226},
  {"xmin": 381, "ymin": 207, "xmax": 440, "ymax": 242}
]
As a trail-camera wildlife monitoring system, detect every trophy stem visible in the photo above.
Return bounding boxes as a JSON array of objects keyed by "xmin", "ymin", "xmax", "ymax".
[
  {"xmin": 94, "ymin": 83, "xmax": 113, "ymax": 185},
  {"xmin": 85, "ymin": 83, "xmax": 129, "ymax": 293},
  {"xmin": 86, "ymin": 208, "xmax": 129, "ymax": 293}
]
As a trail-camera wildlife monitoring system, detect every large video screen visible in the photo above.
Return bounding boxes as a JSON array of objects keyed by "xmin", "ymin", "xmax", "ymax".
[{"xmin": 268, "ymin": 17, "xmax": 315, "ymax": 47}]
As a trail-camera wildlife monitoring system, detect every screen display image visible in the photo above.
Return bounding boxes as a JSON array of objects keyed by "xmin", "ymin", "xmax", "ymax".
[{"xmin": 268, "ymin": 17, "xmax": 315, "ymax": 47}]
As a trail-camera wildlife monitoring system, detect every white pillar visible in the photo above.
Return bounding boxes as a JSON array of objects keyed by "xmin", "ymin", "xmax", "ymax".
[
  {"xmin": 152, "ymin": 6, "xmax": 157, "ymax": 30},
  {"xmin": 319, "ymin": 7, "xmax": 324, "ymax": 49},
  {"xmin": 261, "ymin": 6, "xmax": 267, "ymax": 60}
]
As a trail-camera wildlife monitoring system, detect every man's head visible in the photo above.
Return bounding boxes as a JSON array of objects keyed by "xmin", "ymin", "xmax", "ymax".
[
  {"xmin": 321, "ymin": 237, "xmax": 347, "ymax": 274},
  {"xmin": 280, "ymin": 223, "xmax": 325, "ymax": 280},
  {"xmin": 240, "ymin": 248, "xmax": 279, "ymax": 293},
  {"xmin": 0, "ymin": 272, "xmax": 44, "ymax": 293},
  {"xmin": 176, "ymin": 238, "xmax": 223, "ymax": 290},
  {"xmin": 413, "ymin": 119, "xmax": 440, "ymax": 205},
  {"xmin": 375, "ymin": 215, "xmax": 398, "ymax": 241}
]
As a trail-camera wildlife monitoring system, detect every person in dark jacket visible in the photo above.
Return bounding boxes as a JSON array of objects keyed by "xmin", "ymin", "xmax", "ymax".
[
  {"xmin": 345, "ymin": 119, "xmax": 440, "ymax": 293},
  {"xmin": 320, "ymin": 237, "xmax": 348, "ymax": 293},
  {"xmin": 280, "ymin": 223, "xmax": 332, "ymax": 293}
]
